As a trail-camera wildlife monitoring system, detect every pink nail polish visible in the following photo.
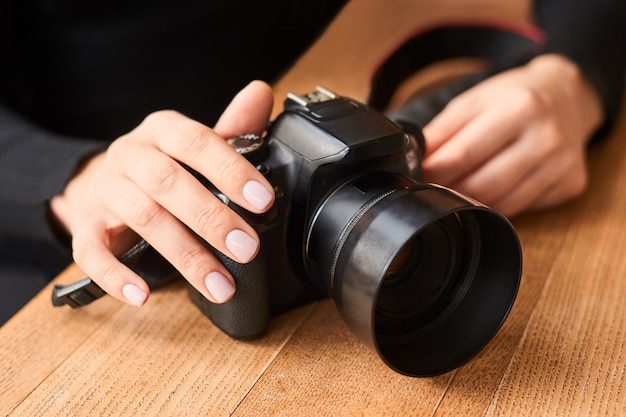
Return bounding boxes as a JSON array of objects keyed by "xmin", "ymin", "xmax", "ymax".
[
  {"xmin": 243, "ymin": 180, "xmax": 273, "ymax": 211},
  {"xmin": 123, "ymin": 284, "xmax": 148, "ymax": 307},
  {"xmin": 225, "ymin": 229, "xmax": 259, "ymax": 263},
  {"xmin": 205, "ymin": 272, "xmax": 236, "ymax": 303}
]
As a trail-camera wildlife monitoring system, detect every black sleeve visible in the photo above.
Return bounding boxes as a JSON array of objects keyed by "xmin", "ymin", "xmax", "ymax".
[
  {"xmin": 533, "ymin": 0, "xmax": 626, "ymax": 140},
  {"xmin": 0, "ymin": 105, "xmax": 106, "ymax": 272}
]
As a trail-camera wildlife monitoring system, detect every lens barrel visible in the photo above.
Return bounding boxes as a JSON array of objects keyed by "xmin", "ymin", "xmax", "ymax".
[{"xmin": 306, "ymin": 172, "xmax": 522, "ymax": 376}]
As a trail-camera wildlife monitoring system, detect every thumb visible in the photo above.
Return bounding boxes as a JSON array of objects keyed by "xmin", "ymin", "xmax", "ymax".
[{"xmin": 213, "ymin": 80, "xmax": 274, "ymax": 138}]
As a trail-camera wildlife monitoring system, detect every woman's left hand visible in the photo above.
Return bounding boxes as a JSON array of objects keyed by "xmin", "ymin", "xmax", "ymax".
[{"xmin": 421, "ymin": 54, "xmax": 604, "ymax": 217}]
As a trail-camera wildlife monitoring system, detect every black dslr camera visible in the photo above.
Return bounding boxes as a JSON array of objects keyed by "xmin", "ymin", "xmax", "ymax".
[{"xmin": 53, "ymin": 87, "xmax": 522, "ymax": 377}]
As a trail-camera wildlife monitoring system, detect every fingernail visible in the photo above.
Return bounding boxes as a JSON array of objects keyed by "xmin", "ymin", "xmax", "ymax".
[
  {"xmin": 123, "ymin": 284, "xmax": 148, "ymax": 307},
  {"xmin": 205, "ymin": 271, "xmax": 236, "ymax": 303},
  {"xmin": 243, "ymin": 180, "xmax": 273, "ymax": 211},
  {"xmin": 226, "ymin": 229, "xmax": 259, "ymax": 263}
]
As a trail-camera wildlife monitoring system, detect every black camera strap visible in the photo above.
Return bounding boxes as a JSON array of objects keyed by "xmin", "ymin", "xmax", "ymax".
[
  {"xmin": 368, "ymin": 22, "xmax": 544, "ymax": 128},
  {"xmin": 52, "ymin": 239, "xmax": 180, "ymax": 307}
]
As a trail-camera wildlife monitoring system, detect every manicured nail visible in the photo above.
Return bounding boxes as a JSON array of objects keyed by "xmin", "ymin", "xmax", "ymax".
[
  {"xmin": 243, "ymin": 180, "xmax": 273, "ymax": 211},
  {"xmin": 205, "ymin": 271, "xmax": 236, "ymax": 303},
  {"xmin": 123, "ymin": 284, "xmax": 148, "ymax": 307},
  {"xmin": 226, "ymin": 229, "xmax": 259, "ymax": 263}
]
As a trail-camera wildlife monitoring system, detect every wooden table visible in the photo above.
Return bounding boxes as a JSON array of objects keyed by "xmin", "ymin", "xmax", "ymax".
[{"xmin": 2, "ymin": 1, "xmax": 626, "ymax": 416}]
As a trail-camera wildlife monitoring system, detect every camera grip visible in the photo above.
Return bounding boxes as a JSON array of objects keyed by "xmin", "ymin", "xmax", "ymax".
[{"xmin": 187, "ymin": 245, "xmax": 270, "ymax": 340}]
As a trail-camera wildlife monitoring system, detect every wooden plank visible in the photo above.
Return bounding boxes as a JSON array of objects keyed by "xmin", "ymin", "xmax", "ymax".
[
  {"xmin": 233, "ymin": 298, "xmax": 455, "ymax": 417},
  {"xmin": 5, "ymin": 271, "xmax": 314, "ymax": 416},
  {"xmin": 1, "ymin": 264, "xmax": 117, "ymax": 416},
  {"xmin": 6, "ymin": 2, "xmax": 626, "ymax": 416}
]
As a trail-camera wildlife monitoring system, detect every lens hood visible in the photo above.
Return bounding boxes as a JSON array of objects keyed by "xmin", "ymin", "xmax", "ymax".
[{"xmin": 307, "ymin": 173, "xmax": 522, "ymax": 376}]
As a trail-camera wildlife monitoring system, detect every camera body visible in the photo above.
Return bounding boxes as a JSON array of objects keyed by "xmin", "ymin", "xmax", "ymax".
[
  {"xmin": 189, "ymin": 86, "xmax": 421, "ymax": 339},
  {"xmin": 188, "ymin": 87, "xmax": 521, "ymax": 378}
]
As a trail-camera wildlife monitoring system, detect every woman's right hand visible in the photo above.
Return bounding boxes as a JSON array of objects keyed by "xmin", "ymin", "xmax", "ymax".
[{"xmin": 49, "ymin": 81, "xmax": 276, "ymax": 307}]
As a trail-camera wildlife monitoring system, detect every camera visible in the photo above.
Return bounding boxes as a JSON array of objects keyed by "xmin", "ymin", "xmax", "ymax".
[{"xmin": 53, "ymin": 87, "xmax": 522, "ymax": 377}]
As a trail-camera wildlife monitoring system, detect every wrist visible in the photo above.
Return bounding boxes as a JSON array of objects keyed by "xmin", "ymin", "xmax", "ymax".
[
  {"xmin": 49, "ymin": 152, "xmax": 105, "ymax": 236},
  {"xmin": 527, "ymin": 54, "xmax": 604, "ymax": 142}
]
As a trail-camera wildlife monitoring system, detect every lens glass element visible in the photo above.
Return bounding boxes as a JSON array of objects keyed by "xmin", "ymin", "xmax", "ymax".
[{"xmin": 375, "ymin": 214, "xmax": 466, "ymax": 338}]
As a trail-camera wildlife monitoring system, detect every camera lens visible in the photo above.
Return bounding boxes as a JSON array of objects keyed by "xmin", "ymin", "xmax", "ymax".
[{"xmin": 305, "ymin": 172, "xmax": 521, "ymax": 376}]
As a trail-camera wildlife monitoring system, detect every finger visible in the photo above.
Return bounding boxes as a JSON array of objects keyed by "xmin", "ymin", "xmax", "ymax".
[
  {"xmin": 72, "ymin": 219, "xmax": 151, "ymax": 307},
  {"xmin": 448, "ymin": 127, "xmax": 544, "ymax": 206},
  {"xmin": 488, "ymin": 166, "xmax": 555, "ymax": 218},
  {"xmin": 213, "ymin": 80, "xmax": 274, "ymax": 138},
  {"xmin": 119, "ymin": 141, "xmax": 260, "ymax": 263},
  {"xmin": 137, "ymin": 111, "xmax": 275, "ymax": 214},
  {"xmin": 422, "ymin": 97, "xmax": 535, "ymax": 186},
  {"xmin": 493, "ymin": 150, "xmax": 588, "ymax": 217},
  {"xmin": 525, "ymin": 180, "xmax": 585, "ymax": 213},
  {"xmin": 102, "ymin": 176, "xmax": 239, "ymax": 303},
  {"xmin": 422, "ymin": 95, "xmax": 478, "ymax": 157}
]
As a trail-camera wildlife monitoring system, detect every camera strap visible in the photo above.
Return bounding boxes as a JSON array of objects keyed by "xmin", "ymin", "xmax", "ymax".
[
  {"xmin": 367, "ymin": 22, "xmax": 544, "ymax": 128},
  {"xmin": 52, "ymin": 239, "xmax": 180, "ymax": 308}
]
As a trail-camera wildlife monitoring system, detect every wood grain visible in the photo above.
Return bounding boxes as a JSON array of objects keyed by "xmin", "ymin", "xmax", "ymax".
[
  {"xmin": 2, "ymin": 1, "xmax": 626, "ymax": 416},
  {"xmin": 2, "ymin": 275, "xmax": 315, "ymax": 416}
]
